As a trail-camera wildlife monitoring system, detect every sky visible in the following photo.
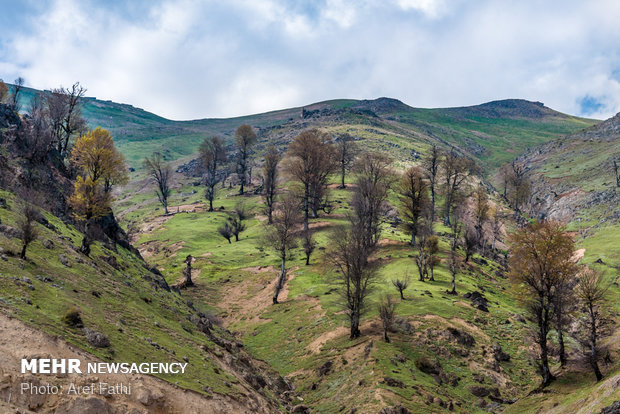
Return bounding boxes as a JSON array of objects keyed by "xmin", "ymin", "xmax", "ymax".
[{"xmin": 1, "ymin": 0, "xmax": 620, "ymax": 120}]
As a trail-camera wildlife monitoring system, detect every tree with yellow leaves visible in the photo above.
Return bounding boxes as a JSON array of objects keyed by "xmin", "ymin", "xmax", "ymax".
[{"xmin": 69, "ymin": 127, "xmax": 127, "ymax": 255}]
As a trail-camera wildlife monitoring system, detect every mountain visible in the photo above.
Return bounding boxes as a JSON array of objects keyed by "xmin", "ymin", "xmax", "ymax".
[{"xmin": 16, "ymin": 86, "xmax": 597, "ymax": 170}]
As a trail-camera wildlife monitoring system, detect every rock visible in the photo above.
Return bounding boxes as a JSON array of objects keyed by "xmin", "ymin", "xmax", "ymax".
[
  {"xmin": 42, "ymin": 239, "xmax": 55, "ymax": 249},
  {"xmin": 469, "ymin": 385, "xmax": 490, "ymax": 397},
  {"xmin": 292, "ymin": 405, "xmax": 311, "ymax": 413},
  {"xmin": 383, "ymin": 377, "xmax": 405, "ymax": 388},
  {"xmin": 600, "ymin": 401, "xmax": 620, "ymax": 414},
  {"xmin": 317, "ymin": 360, "xmax": 332, "ymax": 377},
  {"xmin": 55, "ymin": 397, "xmax": 112, "ymax": 414},
  {"xmin": 0, "ymin": 198, "xmax": 7, "ymax": 208},
  {"xmin": 466, "ymin": 291, "xmax": 489, "ymax": 312},
  {"xmin": 415, "ymin": 357, "xmax": 442, "ymax": 376},
  {"xmin": 59, "ymin": 254, "xmax": 71, "ymax": 267},
  {"xmin": 377, "ymin": 406, "xmax": 411, "ymax": 414},
  {"xmin": 492, "ymin": 344, "xmax": 511, "ymax": 362},
  {"xmin": 447, "ymin": 327, "xmax": 475, "ymax": 347},
  {"xmin": 83, "ymin": 328, "xmax": 110, "ymax": 348}
]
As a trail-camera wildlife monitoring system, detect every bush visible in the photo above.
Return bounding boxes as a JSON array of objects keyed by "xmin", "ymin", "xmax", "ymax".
[{"xmin": 63, "ymin": 307, "xmax": 83, "ymax": 328}]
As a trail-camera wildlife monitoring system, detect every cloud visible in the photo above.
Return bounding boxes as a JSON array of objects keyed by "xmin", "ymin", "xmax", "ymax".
[{"xmin": 1, "ymin": 0, "xmax": 620, "ymax": 120}]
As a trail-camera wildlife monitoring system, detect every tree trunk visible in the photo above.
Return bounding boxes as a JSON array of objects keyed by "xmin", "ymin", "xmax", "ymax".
[
  {"xmin": 272, "ymin": 257, "xmax": 286, "ymax": 304},
  {"xmin": 429, "ymin": 266, "xmax": 434, "ymax": 281},
  {"xmin": 303, "ymin": 186, "xmax": 309, "ymax": 231},
  {"xmin": 557, "ymin": 326, "xmax": 566, "ymax": 367},
  {"xmin": 234, "ymin": 233, "xmax": 239, "ymax": 242},
  {"xmin": 430, "ymin": 186, "xmax": 435, "ymax": 223},
  {"xmin": 410, "ymin": 228, "xmax": 416, "ymax": 247},
  {"xmin": 350, "ymin": 312, "xmax": 361, "ymax": 339},
  {"xmin": 208, "ymin": 198, "xmax": 213, "ymax": 212},
  {"xmin": 80, "ymin": 221, "xmax": 91, "ymax": 256},
  {"xmin": 227, "ymin": 238, "xmax": 231, "ymax": 244},
  {"xmin": 268, "ymin": 207, "xmax": 273, "ymax": 224},
  {"xmin": 450, "ymin": 275, "xmax": 456, "ymax": 294},
  {"xmin": 305, "ymin": 253, "xmax": 310, "ymax": 266},
  {"xmin": 384, "ymin": 328, "xmax": 390, "ymax": 343},
  {"xmin": 399, "ymin": 289, "xmax": 404, "ymax": 300},
  {"xmin": 340, "ymin": 164, "xmax": 346, "ymax": 189},
  {"xmin": 444, "ymin": 201, "xmax": 451, "ymax": 226},
  {"xmin": 163, "ymin": 200, "xmax": 169, "ymax": 215},
  {"xmin": 20, "ymin": 244, "xmax": 27, "ymax": 260}
]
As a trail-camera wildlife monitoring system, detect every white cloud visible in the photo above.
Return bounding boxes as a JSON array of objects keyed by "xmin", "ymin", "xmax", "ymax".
[{"xmin": 1, "ymin": 0, "xmax": 620, "ymax": 120}]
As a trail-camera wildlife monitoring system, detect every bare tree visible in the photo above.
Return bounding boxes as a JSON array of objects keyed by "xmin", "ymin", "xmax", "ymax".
[
  {"xmin": 473, "ymin": 185, "xmax": 489, "ymax": 251},
  {"xmin": 508, "ymin": 220, "xmax": 577, "ymax": 387},
  {"xmin": 330, "ymin": 218, "xmax": 378, "ymax": 339},
  {"xmin": 200, "ymin": 136, "xmax": 226, "ymax": 211},
  {"xmin": 336, "ymin": 133, "xmax": 358, "ymax": 188},
  {"xmin": 284, "ymin": 129, "xmax": 335, "ymax": 230},
  {"xmin": 422, "ymin": 144, "xmax": 440, "ymax": 223},
  {"xmin": 442, "ymin": 149, "xmax": 476, "ymax": 226},
  {"xmin": 392, "ymin": 275, "xmax": 410, "ymax": 300},
  {"xmin": 0, "ymin": 79, "xmax": 8, "ymax": 103},
  {"xmin": 351, "ymin": 152, "xmax": 394, "ymax": 250},
  {"xmin": 230, "ymin": 202, "xmax": 249, "ymax": 241},
  {"xmin": 378, "ymin": 295, "xmax": 397, "ymax": 343},
  {"xmin": 20, "ymin": 93, "xmax": 52, "ymax": 163},
  {"xmin": 575, "ymin": 268, "xmax": 611, "ymax": 381},
  {"xmin": 398, "ymin": 166, "xmax": 430, "ymax": 247},
  {"xmin": 553, "ymin": 280, "xmax": 573, "ymax": 367},
  {"xmin": 18, "ymin": 204, "xmax": 39, "ymax": 260},
  {"xmin": 234, "ymin": 124, "xmax": 257, "ymax": 195},
  {"xmin": 489, "ymin": 206, "xmax": 504, "ymax": 252},
  {"xmin": 507, "ymin": 161, "xmax": 530, "ymax": 214},
  {"xmin": 426, "ymin": 234, "xmax": 440, "ymax": 281},
  {"xmin": 265, "ymin": 194, "xmax": 301, "ymax": 304},
  {"xmin": 302, "ymin": 229, "xmax": 316, "ymax": 266},
  {"xmin": 144, "ymin": 152, "xmax": 172, "ymax": 215},
  {"xmin": 46, "ymin": 82, "xmax": 87, "ymax": 157},
  {"xmin": 9, "ymin": 77, "xmax": 25, "ymax": 112},
  {"xmin": 218, "ymin": 221, "xmax": 233, "ymax": 243},
  {"xmin": 262, "ymin": 146, "xmax": 280, "ymax": 224}
]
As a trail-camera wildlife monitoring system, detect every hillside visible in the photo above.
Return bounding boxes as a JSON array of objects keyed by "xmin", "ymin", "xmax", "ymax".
[
  {"xmin": 2, "ymin": 89, "xmax": 619, "ymax": 413},
  {"xmin": 16, "ymin": 85, "xmax": 597, "ymax": 170}
]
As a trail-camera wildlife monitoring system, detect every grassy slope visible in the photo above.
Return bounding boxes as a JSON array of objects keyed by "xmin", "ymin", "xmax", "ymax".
[
  {"xmin": 0, "ymin": 188, "xmax": 287, "ymax": 409},
  {"xmin": 119, "ymin": 169, "xmax": 545, "ymax": 413}
]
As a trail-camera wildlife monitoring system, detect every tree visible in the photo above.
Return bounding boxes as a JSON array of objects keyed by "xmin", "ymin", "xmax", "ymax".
[
  {"xmin": 553, "ymin": 279, "xmax": 573, "ymax": 367},
  {"xmin": 144, "ymin": 152, "xmax": 172, "ymax": 215},
  {"xmin": 507, "ymin": 161, "xmax": 530, "ymax": 214},
  {"xmin": 447, "ymin": 211, "xmax": 463, "ymax": 295},
  {"xmin": 69, "ymin": 128, "xmax": 125, "ymax": 255},
  {"xmin": 508, "ymin": 220, "xmax": 577, "ymax": 387},
  {"xmin": 218, "ymin": 221, "xmax": 233, "ymax": 243},
  {"xmin": 262, "ymin": 146, "xmax": 281, "ymax": 224},
  {"xmin": 613, "ymin": 159, "xmax": 619, "ymax": 188},
  {"xmin": 426, "ymin": 234, "xmax": 440, "ymax": 281},
  {"xmin": 575, "ymin": 268, "xmax": 611, "ymax": 381},
  {"xmin": 472, "ymin": 185, "xmax": 489, "ymax": 250},
  {"xmin": 463, "ymin": 225, "xmax": 477, "ymax": 263},
  {"xmin": 302, "ymin": 229, "xmax": 316, "ymax": 266},
  {"xmin": 422, "ymin": 144, "xmax": 440, "ymax": 223},
  {"xmin": 46, "ymin": 82, "xmax": 87, "ymax": 157},
  {"xmin": 69, "ymin": 176, "xmax": 112, "ymax": 255},
  {"xmin": 265, "ymin": 194, "xmax": 301, "ymax": 304},
  {"xmin": 234, "ymin": 124, "xmax": 257, "ymax": 195},
  {"xmin": 378, "ymin": 295, "xmax": 397, "ymax": 343},
  {"xmin": 399, "ymin": 166, "xmax": 430, "ymax": 247},
  {"xmin": 336, "ymin": 133, "xmax": 358, "ymax": 188},
  {"xmin": 414, "ymin": 231, "xmax": 429, "ymax": 282},
  {"xmin": 200, "ymin": 136, "xmax": 226, "ymax": 211},
  {"xmin": 489, "ymin": 206, "xmax": 504, "ymax": 252},
  {"xmin": 392, "ymin": 278, "xmax": 410, "ymax": 300},
  {"xmin": 70, "ymin": 127, "xmax": 128, "ymax": 193},
  {"xmin": 18, "ymin": 204, "xmax": 39, "ymax": 260},
  {"xmin": 442, "ymin": 149, "xmax": 476, "ymax": 226},
  {"xmin": 21, "ymin": 92, "xmax": 53, "ymax": 163},
  {"xmin": 229, "ymin": 203, "xmax": 249, "ymax": 242},
  {"xmin": 330, "ymin": 218, "xmax": 378, "ymax": 339},
  {"xmin": 9, "ymin": 77, "xmax": 24, "ymax": 111},
  {"xmin": 351, "ymin": 152, "xmax": 393, "ymax": 250},
  {"xmin": 284, "ymin": 129, "xmax": 335, "ymax": 230}
]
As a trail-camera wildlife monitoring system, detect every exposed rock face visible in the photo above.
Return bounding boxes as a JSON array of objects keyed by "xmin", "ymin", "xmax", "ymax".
[{"xmin": 600, "ymin": 400, "xmax": 620, "ymax": 414}]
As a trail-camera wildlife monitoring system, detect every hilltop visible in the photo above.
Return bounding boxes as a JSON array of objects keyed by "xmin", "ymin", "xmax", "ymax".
[{"xmin": 15, "ymin": 85, "xmax": 597, "ymax": 170}]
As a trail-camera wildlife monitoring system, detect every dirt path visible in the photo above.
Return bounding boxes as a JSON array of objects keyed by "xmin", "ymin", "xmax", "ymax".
[{"xmin": 0, "ymin": 312, "xmax": 277, "ymax": 414}]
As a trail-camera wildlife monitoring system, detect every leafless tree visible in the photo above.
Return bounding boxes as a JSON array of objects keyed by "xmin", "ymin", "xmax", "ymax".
[
  {"xmin": 442, "ymin": 149, "xmax": 476, "ymax": 226},
  {"xmin": 230, "ymin": 202, "xmax": 249, "ymax": 241},
  {"xmin": 18, "ymin": 204, "xmax": 39, "ymax": 260},
  {"xmin": 20, "ymin": 93, "xmax": 52, "ymax": 163},
  {"xmin": 398, "ymin": 166, "xmax": 430, "ymax": 247},
  {"xmin": 351, "ymin": 152, "xmax": 394, "ymax": 250},
  {"xmin": 392, "ymin": 276, "xmax": 410, "ymax": 300},
  {"xmin": 575, "ymin": 268, "xmax": 612, "ymax": 381},
  {"xmin": 473, "ymin": 185, "xmax": 489, "ymax": 251},
  {"xmin": 9, "ymin": 77, "xmax": 25, "ymax": 111},
  {"xmin": 507, "ymin": 161, "xmax": 530, "ymax": 214},
  {"xmin": 262, "ymin": 146, "xmax": 281, "ymax": 224},
  {"xmin": 302, "ymin": 229, "xmax": 316, "ymax": 266},
  {"xmin": 200, "ymin": 136, "xmax": 226, "ymax": 211},
  {"xmin": 218, "ymin": 221, "xmax": 233, "ymax": 243},
  {"xmin": 143, "ymin": 152, "xmax": 172, "ymax": 215},
  {"xmin": 336, "ymin": 133, "xmax": 358, "ymax": 188},
  {"xmin": 422, "ymin": 144, "xmax": 440, "ymax": 223},
  {"xmin": 378, "ymin": 295, "xmax": 397, "ymax": 343},
  {"xmin": 330, "ymin": 218, "xmax": 378, "ymax": 339},
  {"xmin": 553, "ymin": 279, "xmax": 573, "ymax": 367},
  {"xmin": 0, "ymin": 79, "xmax": 8, "ymax": 103},
  {"xmin": 46, "ymin": 82, "xmax": 87, "ymax": 157},
  {"xmin": 284, "ymin": 129, "xmax": 336, "ymax": 230},
  {"xmin": 265, "ymin": 194, "xmax": 301, "ymax": 304},
  {"xmin": 234, "ymin": 124, "xmax": 257, "ymax": 195}
]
